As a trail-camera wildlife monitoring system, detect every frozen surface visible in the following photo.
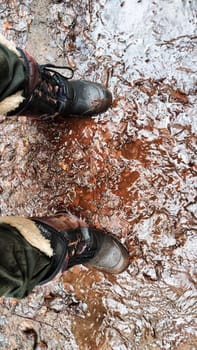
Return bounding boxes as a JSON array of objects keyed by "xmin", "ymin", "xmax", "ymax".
[{"xmin": 0, "ymin": 0, "xmax": 197, "ymax": 349}]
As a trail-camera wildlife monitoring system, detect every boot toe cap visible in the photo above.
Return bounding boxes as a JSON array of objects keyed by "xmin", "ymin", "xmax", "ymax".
[
  {"xmin": 70, "ymin": 80, "xmax": 113, "ymax": 116},
  {"xmin": 84, "ymin": 82, "xmax": 113, "ymax": 116},
  {"xmin": 86, "ymin": 230, "xmax": 130, "ymax": 274}
]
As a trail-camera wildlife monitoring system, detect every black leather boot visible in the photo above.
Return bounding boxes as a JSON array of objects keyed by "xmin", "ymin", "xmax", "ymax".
[
  {"xmin": 66, "ymin": 227, "xmax": 130, "ymax": 274},
  {"xmin": 33, "ymin": 214, "xmax": 130, "ymax": 276},
  {"xmin": 0, "ymin": 215, "xmax": 128, "ymax": 298},
  {"xmin": 14, "ymin": 49, "xmax": 112, "ymax": 117}
]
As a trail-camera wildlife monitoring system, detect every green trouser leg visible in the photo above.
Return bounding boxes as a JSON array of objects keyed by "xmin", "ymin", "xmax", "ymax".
[
  {"xmin": 0, "ymin": 43, "xmax": 26, "ymax": 102},
  {"xmin": 0, "ymin": 224, "xmax": 52, "ymax": 299}
]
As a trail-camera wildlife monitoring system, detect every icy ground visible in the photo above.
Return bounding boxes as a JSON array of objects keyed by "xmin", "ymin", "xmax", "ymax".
[{"xmin": 0, "ymin": 0, "xmax": 197, "ymax": 349}]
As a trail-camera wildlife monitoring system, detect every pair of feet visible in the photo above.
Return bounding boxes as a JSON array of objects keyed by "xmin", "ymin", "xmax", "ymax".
[{"xmin": 12, "ymin": 51, "xmax": 129, "ymax": 276}]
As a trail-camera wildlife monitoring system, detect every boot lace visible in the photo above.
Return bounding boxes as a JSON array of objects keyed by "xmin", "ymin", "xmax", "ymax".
[
  {"xmin": 39, "ymin": 64, "xmax": 74, "ymax": 81},
  {"xmin": 35, "ymin": 64, "xmax": 75, "ymax": 111},
  {"xmin": 64, "ymin": 228, "xmax": 96, "ymax": 269}
]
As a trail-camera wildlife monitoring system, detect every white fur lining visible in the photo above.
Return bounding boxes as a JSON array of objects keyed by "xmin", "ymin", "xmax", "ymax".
[
  {"xmin": 0, "ymin": 91, "xmax": 24, "ymax": 115},
  {"xmin": 0, "ymin": 33, "xmax": 24, "ymax": 115},
  {"xmin": 0, "ymin": 216, "xmax": 53, "ymax": 257}
]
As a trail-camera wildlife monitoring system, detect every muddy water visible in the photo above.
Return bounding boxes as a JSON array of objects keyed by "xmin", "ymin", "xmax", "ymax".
[{"xmin": 0, "ymin": 0, "xmax": 197, "ymax": 349}]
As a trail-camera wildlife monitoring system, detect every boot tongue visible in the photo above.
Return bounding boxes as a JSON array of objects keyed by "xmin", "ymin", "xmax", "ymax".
[
  {"xmin": 66, "ymin": 227, "xmax": 93, "ymax": 255},
  {"xmin": 65, "ymin": 227, "xmax": 97, "ymax": 269},
  {"xmin": 80, "ymin": 227, "xmax": 91, "ymax": 240}
]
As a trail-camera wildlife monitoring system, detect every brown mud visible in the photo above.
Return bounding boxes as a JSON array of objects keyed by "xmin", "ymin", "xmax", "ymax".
[{"xmin": 0, "ymin": 0, "xmax": 197, "ymax": 349}]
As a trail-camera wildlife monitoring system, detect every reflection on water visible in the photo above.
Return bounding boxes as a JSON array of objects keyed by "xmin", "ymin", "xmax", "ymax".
[{"xmin": 0, "ymin": 0, "xmax": 196, "ymax": 349}]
